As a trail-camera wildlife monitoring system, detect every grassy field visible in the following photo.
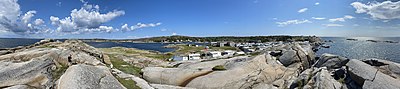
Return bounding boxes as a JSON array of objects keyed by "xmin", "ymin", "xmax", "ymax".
[
  {"xmin": 100, "ymin": 47, "xmax": 172, "ymax": 60},
  {"xmin": 107, "ymin": 54, "xmax": 142, "ymax": 76},
  {"xmin": 115, "ymin": 76, "xmax": 141, "ymax": 89}
]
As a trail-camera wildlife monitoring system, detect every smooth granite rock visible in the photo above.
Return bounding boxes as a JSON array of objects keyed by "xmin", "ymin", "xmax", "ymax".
[
  {"xmin": 315, "ymin": 53, "xmax": 349, "ymax": 69},
  {"xmin": 57, "ymin": 64, "xmax": 125, "ymax": 89}
]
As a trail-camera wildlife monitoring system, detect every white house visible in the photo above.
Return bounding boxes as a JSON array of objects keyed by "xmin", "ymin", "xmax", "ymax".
[
  {"xmin": 188, "ymin": 54, "xmax": 201, "ymax": 60},
  {"xmin": 173, "ymin": 55, "xmax": 189, "ymax": 61},
  {"xmin": 222, "ymin": 50, "xmax": 235, "ymax": 57},
  {"xmin": 208, "ymin": 51, "xmax": 222, "ymax": 58}
]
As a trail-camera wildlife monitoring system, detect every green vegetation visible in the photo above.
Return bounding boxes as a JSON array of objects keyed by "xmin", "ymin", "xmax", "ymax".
[
  {"xmin": 209, "ymin": 46, "xmax": 239, "ymax": 51},
  {"xmin": 337, "ymin": 78, "xmax": 345, "ymax": 84},
  {"xmin": 249, "ymin": 52, "xmax": 262, "ymax": 56},
  {"xmin": 108, "ymin": 54, "xmax": 142, "ymax": 76},
  {"xmin": 173, "ymin": 45, "xmax": 205, "ymax": 54},
  {"xmin": 100, "ymin": 47, "xmax": 171, "ymax": 60},
  {"xmin": 212, "ymin": 65, "xmax": 227, "ymax": 71},
  {"xmin": 115, "ymin": 76, "xmax": 141, "ymax": 89},
  {"xmin": 52, "ymin": 65, "xmax": 69, "ymax": 80},
  {"xmin": 145, "ymin": 53, "xmax": 174, "ymax": 60},
  {"xmin": 297, "ymin": 80, "xmax": 304, "ymax": 89}
]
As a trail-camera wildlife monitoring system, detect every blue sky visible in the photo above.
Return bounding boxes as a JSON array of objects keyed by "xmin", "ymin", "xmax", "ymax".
[{"xmin": 0, "ymin": 0, "xmax": 399, "ymax": 39}]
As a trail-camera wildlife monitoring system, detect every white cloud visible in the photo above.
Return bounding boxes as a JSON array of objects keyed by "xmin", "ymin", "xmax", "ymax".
[
  {"xmin": 172, "ymin": 32, "xmax": 178, "ymax": 35},
  {"xmin": 323, "ymin": 24, "xmax": 344, "ymax": 27},
  {"xmin": 329, "ymin": 15, "xmax": 355, "ymax": 22},
  {"xmin": 50, "ymin": 3, "xmax": 125, "ymax": 33},
  {"xmin": 121, "ymin": 22, "xmax": 162, "ymax": 31},
  {"xmin": 312, "ymin": 17, "xmax": 325, "ymax": 20},
  {"xmin": 0, "ymin": 0, "xmax": 158, "ymax": 37},
  {"xmin": 276, "ymin": 20, "xmax": 312, "ymax": 27},
  {"xmin": 298, "ymin": 8, "xmax": 308, "ymax": 13},
  {"xmin": 34, "ymin": 19, "xmax": 44, "ymax": 25},
  {"xmin": 315, "ymin": 2, "xmax": 320, "ymax": 5},
  {"xmin": 0, "ymin": 0, "xmax": 49, "ymax": 34},
  {"xmin": 21, "ymin": 11, "xmax": 36, "ymax": 24},
  {"xmin": 351, "ymin": 1, "xmax": 400, "ymax": 20}
]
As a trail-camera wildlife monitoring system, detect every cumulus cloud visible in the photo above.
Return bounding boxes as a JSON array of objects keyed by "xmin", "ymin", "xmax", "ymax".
[
  {"xmin": 21, "ymin": 11, "xmax": 36, "ymax": 24},
  {"xmin": 276, "ymin": 20, "xmax": 311, "ymax": 27},
  {"xmin": 315, "ymin": 2, "xmax": 320, "ymax": 5},
  {"xmin": 0, "ymin": 0, "xmax": 49, "ymax": 35},
  {"xmin": 351, "ymin": 1, "xmax": 400, "ymax": 20},
  {"xmin": 34, "ymin": 19, "xmax": 44, "ymax": 25},
  {"xmin": 121, "ymin": 22, "xmax": 162, "ymax": 31},
  {"xmin": 50, "ymin": 3, "xmax": 125, "ymax": 33},
  {"xmin": 323, "ymin": 24, "xmax": 344, "ymax": 27},
  {"xmin": 312, "ymin": 17, "xmax": 325, "ymax": 20},
  {"xmin": 0, "ymin": 0, "xmax": 160, "ymax": 37},
  {"xmin": 298, "ymin": 8, "xmax": 308, "ymax": 13},
  {"xmin": 329, "ymin": 15, "xmax": 355, "ymax": 22}
]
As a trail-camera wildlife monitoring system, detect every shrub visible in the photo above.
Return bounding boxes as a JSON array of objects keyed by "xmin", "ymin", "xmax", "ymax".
[{"xmin": 212, "ymin": 65, "xmax": 226, "ymax": 71}]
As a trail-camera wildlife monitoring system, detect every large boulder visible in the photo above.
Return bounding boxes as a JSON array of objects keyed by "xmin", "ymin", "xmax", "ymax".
[
  {"xmin": 142, "ymin": 67, "xmax": 212, "ymax": 86},
  {"xmin": 185, "ymin": 54, "xmax": 298, "ymax": 89},
  {"xmin": 362, "ymin": 72, "xmax": 400, "ymax": 89},
  {"xmin": 362, "ymin": 58, "xmax": 400, "ymax": 79},
  {"xmin": 3, "ymin": 85, "xmax": 35, "ymax": 89},
  {"xmin": 346, "ymin": 59, "xmax": 400, "ymax": 88},
  {"xmin": 346, "ymin": 59, "xmax": 378, "ymax": 85},
  {"xmin": 315, "ymin": 53, "xmax": 349, "ymax": 69},
  {"xmin": 0, "ymin": 54, "xmax": 54, "ymax": 88},
  {"xmin": 279, "ymin": 50, "xmax": 298, "ymax": 66},
  {"xmin": 0, "ymin": 48, "xmax": 58, "ymax": 61},
  {"xmin": 57, "ymin": 64, "xmax": 125, "ymax": 89},
  {"xmin": 305, "ymin": 68, "xmax": 343, "ymax": 89},
  {"xmin": 278, "ymin": 43, "xmax": 316, "ymax": 70}
]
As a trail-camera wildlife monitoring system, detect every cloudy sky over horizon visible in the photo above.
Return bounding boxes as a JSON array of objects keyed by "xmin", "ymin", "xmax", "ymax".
[{"xmin": 0, "ymin": 0, "xmax": 399, "ymax": 38}]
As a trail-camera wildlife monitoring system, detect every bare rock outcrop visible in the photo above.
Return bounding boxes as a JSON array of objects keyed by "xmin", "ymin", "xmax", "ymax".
[
  {"xmin": 142, "ymin": 67, "xmax": 212, "ymax": 86},
  {"xmin": 56, "ymin": 64, "xmax": 126, "ymax": 89}
]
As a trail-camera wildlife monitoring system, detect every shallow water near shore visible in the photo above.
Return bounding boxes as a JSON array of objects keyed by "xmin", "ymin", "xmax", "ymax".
[{"xmin": 317, "ymin": 37, "xmax": 400, "ymax": 63}]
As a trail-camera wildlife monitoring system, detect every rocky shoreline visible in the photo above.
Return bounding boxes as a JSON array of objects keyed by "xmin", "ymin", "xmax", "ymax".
[{"xmin": 0, "ymin": 39, "xmax": 399, "ymax": 89}]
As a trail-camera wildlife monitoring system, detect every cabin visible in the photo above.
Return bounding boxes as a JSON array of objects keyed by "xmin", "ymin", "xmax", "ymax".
[
  {"xmin": 188, "ymin": 54, "xmax": 201, "ymax": 60},
  {"xmin": 208, "ymin": 51, "xmax": 222, "ymax": 58}
]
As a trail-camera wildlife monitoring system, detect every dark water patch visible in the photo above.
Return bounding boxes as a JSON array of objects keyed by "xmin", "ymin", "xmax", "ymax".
[{"xmin": 0, "ymin": 38, "xmax": 42, "ymax": 48}]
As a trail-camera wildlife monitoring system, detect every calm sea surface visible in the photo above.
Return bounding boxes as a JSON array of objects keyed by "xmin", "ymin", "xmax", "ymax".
[
  {"xmin": 0, "ymin": 38, "xmax": 42, "ymax": 48},
  {"xmin": 317, "ymin": 37, "xmax": 400, "ymax": 63}
]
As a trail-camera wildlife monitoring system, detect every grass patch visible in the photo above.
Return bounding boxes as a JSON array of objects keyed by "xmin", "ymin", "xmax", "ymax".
[
  {"xmin": 52, "ymin": 65, "xmax": 68, "ymax": 80},
  {"xmin": 174, "ymin": 45, "xmax": 205, "ymax": 54},
  {"xmin": 337, "ymin": 78, "xmax": 345, "ymax": 84},
  {"xmin": 100, "ymin": 48, "xmax": 172, "ymax": 60},
  {"xmin": 144, "ymin": 53, "xmax": 174, "ymax": 60},
  {"xmin": 250, "ymin": 52, "xmax": 261, "ymax": 56},
  {"xmin": 115, "ymin": 76, "xmax": 141, "ymax": 89},
  {"xmin": 212, "ymin": 65, "xmax": 226, "ymax": 71},
  {"xmin": 210, "ymin": 46, "xmax": 239, "ymax": 51},
  {"xmin": 108, "ymin": 54, "xmax": 142, "ymax": 76}
]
